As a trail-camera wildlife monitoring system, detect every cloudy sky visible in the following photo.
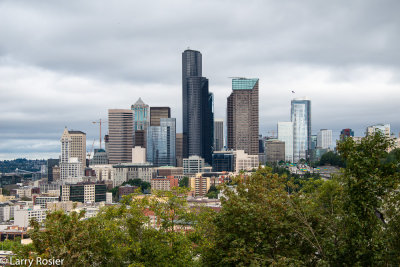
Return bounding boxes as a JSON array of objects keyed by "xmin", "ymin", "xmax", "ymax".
[{"xmin": 0, "ymin": 0, "xmax": 399, "ymax": 160}]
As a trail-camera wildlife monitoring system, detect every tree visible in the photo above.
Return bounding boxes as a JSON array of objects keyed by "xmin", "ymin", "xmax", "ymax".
[
  {"xmin": 15, "ymin": 188, "xmax": 203, "ymax": 266},
  {"xmin": 205, "ymin": 185, "xmax": 219, "ymax": 199},
  {"xmin": 179, "ymin": 176, "xmax": 189, "ymax": 188},
  {"xmin": 200, "ymin": 167, "xmax": 306, "ymax": 266},
  {"xmin": 319, "ymin": 151, "xmax": 345, "ymax": 167},
  {"xmin": 334, "ymin": 132, "xmax": 400, "ymax": 265}
]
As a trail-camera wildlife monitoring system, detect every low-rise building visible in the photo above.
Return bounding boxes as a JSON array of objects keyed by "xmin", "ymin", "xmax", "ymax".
[
  {"xmin": 235, "ymin": 150, "xmax": 259, "ymax": 172},
  {"xmin": 33, "ymin": 196, "xmax": 59, "ymax": 209},
  {"xmin": 189, "ymin": 174, "xmax": 211, "ymax": 197},
  {"xmin": 91, "ymin": 164, "xmax": 114, "ymax": 182},
  {"xmin": 151, "ymin": 177, "xmax": 179, "ymax": 191},
  {"xmin": 14, "ymin": 205, "xmax": 47, "ymax": 228},
  {"xmin": 118, "ymin": 185, "xmax": 138, "ymax": 199},
  {"xmin": 156, "ymin": 166, "xmax": 183, "ymax": 177},
  {"xmin": 265, "ymin": 139, "xmax": 285, "ymax": 163},
  {"xmin": 212, "ymin": 151, "xmax": 235, "ymax": 172},
  {"xmin": 113, "ymin": 163, "xmax": 155, "ymax": 187},
  {"xmin": 60, "ymin": 183, "xmax": 107, "ymax": 203},
  {"xmin": 183, "ymin": 156, "xmax": 205, "ymax": 175}
]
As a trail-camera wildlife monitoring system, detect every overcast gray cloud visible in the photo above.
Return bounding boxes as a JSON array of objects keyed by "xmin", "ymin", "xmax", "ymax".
[{"xmin": 0, "ymin": 0, "xmax": 399, "ymax": 159}]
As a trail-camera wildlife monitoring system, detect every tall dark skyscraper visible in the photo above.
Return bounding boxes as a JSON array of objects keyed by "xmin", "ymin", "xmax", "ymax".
[{"xmin": 182, "ymin": 49, "xmax": 214, "ymax": 164}]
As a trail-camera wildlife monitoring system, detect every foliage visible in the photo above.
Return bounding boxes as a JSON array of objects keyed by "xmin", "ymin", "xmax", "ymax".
[
  {"xmin": 1, "ymin": 187, "xmax": 10, "ymax": 195},
  {"xmin": 179, "ymin": 176, "xmax": 189, "ymax": 188},
  {"xmin": 205, "ymin": 185, "xmax": 219, "ymax": 199},
  {"xmin": 123, "ymin": 178, "xmax": 151, "ymax": 191},
  {"xmin": 319, "ymin": 151, "xmax": 345, "ymax": 167},
  {"xmin": 0, "ymin": 239, "xmax": 22, "ymax": 251},
  {"xmin": 11, "ymin": 132, "xmax": 400, "ymax": 266},
  {"xmin": 15, "ymin": 187, "xmax": 204, "ymax": 266},
  {"xmin": 108, "ymin": 179, "xmax": 151, "ymax": 201},
  {"xmin": 0, "ymin": 158, "xmax": 46, "ymax": 173}
]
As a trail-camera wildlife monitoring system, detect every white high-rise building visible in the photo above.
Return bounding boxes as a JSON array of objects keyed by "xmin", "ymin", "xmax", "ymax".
[
  {"xmin": 278, "ymin": 122, "xmax": 293, "ymax": 162},
  {"xmin": 60, "ymin": 128, "xmax": 84, "ymax": 182},
  {"xmin": 366, "ymin": 124, "xmax": 390, "ymax": 137},
  {"xmin": 291, "ymin": 98, "xmax": 311, "ymax": 162},
  {"xmin": 317, "ymin": 129, "xmax": 333, "ymax": 149}
]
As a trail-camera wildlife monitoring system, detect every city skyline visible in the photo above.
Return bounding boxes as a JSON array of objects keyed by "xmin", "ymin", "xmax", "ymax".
[{"xmin": 1, "ymin": 0, "xmax": 400, "ymax": 159}]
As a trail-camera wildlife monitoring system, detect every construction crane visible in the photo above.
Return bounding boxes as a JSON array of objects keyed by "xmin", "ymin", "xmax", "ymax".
[{"xmin": 92, "ymin": 119, "xmax": 106, "ymax": 149}]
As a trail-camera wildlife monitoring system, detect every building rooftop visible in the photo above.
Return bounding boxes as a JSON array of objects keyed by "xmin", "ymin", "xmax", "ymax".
[
  {"xmin": 232, "ymin": 78, "xmax": 258, "ymax": 90},
  {"xmin": 68, "ymin": 130, "xmax": 86, "ymax": 135}
]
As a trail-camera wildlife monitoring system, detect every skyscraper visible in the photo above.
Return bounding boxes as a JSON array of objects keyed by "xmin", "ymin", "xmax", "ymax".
[
  {"xmin": 176, "ymin": 133, "xmax": 183, "ymax": 167},
  {"xmin": 150, "ymin": 107, "xmax": 171, "ymax": 126},
  {"xmin": 277, "ymin": 121, "xmax": 293, "ymax": 162},
  {"xmin": 131, "ymin": 98, "xmax": 149, "ymax": 147},
  {"xmin": 146, "ymin": 118, "xmax": 176, "ymax": 166},
  {"xmin": 68, "ymin": 130, "xmax": 87, "ymax": 170},
  {"xmin": 214, "ymin": 119, "xmax": 224, "ymax": 151},
  {"xmin": 60, "ymin": 128, "xmax": 84, "ymax": 181},
  {"xmin": 227, "ymin": 78, "xmax": 259, "ymax": 155},
  {"xmin": 317, "ymin": 129, "xmax": 332, "ymax": 149},
  {"xmin": 108, "ymin": 109, "xmax": 134, "ymax": 164},
  {"xmin": 182, "ymin": 49, "xmax": 214, "ymax": 164},
  {"xmin": 291, "ymin": 98, "xmax": 311, "ymax": 162}
]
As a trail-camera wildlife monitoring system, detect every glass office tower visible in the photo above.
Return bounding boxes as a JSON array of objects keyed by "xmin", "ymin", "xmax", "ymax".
[
  {"xmin": 291, "ymin": 98, "xmax": 311, "ymax": 162},
  {"xmin": 182, "ymin": 49, "xmax": 214, "ymax": 164},
  {"xmin": 146, "ymin": 118, "xmax": 176, "ymax": 166}
]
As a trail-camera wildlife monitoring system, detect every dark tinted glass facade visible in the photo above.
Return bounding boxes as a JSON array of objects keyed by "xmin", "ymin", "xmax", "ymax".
[
  {"xmin": 95, "ymin": 184, "xmax": 107, "ymax": 202},
  {"xmin": 69, "ymin": 185, "xmax": 84, "ymax": 203},
  {"xmin": 212, "ymin": 153, "xmax": 234, "ymax": 172},
  {"xmin": 182, "ymin": 49, "xmax": 213, "ymax": 164}
]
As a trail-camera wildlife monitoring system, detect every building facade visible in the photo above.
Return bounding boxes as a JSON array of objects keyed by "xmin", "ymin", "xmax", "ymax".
[
  {"xmin": 214, "ymin": 119, "xmax": 224, "ymax": 151},
  {"xmin": 176, "ymin": 133, "xmax": 183, "ymax": 167},
  {"xmin": 112, "ymin": 163, "xmax": 155, "ymax": 187},
  {"xmin": 235, "ymin": 150, "xmax": 259, "ymax": 172},
  {"xmin": 132, "ymin": 98, "xmax": 149, "ymax": 148},
  {"xmin": 108, "ymin": 109, "xmax": 134, "ymax": 164},
  {"xmin": 68, "ymin": 130, "xmax": 87, "ymax": 171},
  {"xmin": 150, "ymin": 107, "xmax": 171, "ymax": 126},
  {"xmin": 60, "ymin": 183, "xmax": 107, "ymax": 203},
  {"xmin": 227, "ymin": 78, "xmax": 259, "ymax": 155},
  {"xmin": 366, "ymin": 124, "xmax": 390, "ymax": 137},
  {"xmin": 151, "ymin": 177, "xmax": 179, "ymax": 191},
  {"xmin": 182, "ymin": 49, "xmax": 214, "ymax": 165},
  {"xmin": 291, "ymin": 98, "xmax": 311, "ymax": 162},
  {"xmin": 265, "ymin": 139, "xmax": 285, "ymax": 163},
  {"xmin": 60, "ymin": 128, "xmax": 84, "ymax": 181},
  {"xmin": 212, "ymin": 151, "xmax": 235, "ymax": 172},
  {"xmin": 47, "ymin": 159, "xmax": 59, "ymax": 183},
  {"xmin": 277, "ymin": 122, "xmax": 293, "ymax": 162},
  {"xmin": 146, "ymin": 118, "xmax": 176, "ymax": 166},
  {"xmin": 317, "ymin": 129, "xmax": 333, "ymax": 149},
  {"xmin": 340, "ymin": 128, "xmax": 354, "ymax": 141},
  {"xmin": 90, "ymin": 149, "xmax": 108, "ymax": 165},
  {"xmin": 183, "ymin": 156, "xmax": 205, "ymax": 175}
]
